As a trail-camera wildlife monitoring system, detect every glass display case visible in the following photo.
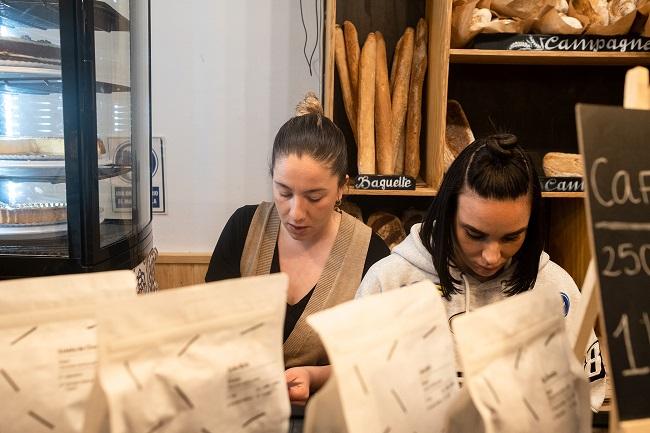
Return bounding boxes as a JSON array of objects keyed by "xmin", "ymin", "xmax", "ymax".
[{"xmin": 0, "ymin": 0, "xmax": 152, "ymax": 277}]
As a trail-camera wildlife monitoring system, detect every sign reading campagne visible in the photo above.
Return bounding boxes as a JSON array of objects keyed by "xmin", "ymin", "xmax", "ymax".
[
  {"xmin": 539, "ymin": 177, "xmax": 584, "ymax": 193},
  {"xmin": 472, "ymin": 34, "xmax": 650, "ymax": 53}
]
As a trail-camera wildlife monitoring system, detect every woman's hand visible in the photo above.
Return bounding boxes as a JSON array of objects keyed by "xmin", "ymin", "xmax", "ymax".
[{"xmin": 285, "ymin": 367, "xmax": 311, "ymax": 405}]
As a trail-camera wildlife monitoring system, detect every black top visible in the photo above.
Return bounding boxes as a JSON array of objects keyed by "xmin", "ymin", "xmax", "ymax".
[{"xmin": 205, "ymin": 205, "xmax": 390, "ymax": 342}]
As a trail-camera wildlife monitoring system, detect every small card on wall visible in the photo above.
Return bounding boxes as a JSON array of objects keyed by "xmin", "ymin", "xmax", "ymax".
[
  {"xmin": 103, "ymin": 136, "xmax": 166, "ymax": 217},
  {"xmin": 151, "ymin": 136, "xmax": 166, "ymax": 214},
  {"xmin": 354, "ymin": 175, "xmax": 416, "ymax": 191}
]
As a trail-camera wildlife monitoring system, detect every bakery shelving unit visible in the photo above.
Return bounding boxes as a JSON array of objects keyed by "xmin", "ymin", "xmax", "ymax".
[
  {"xmin": 324, "ymin": 0, "xmax": 650, "ymax": 287},
  {"xmin": 438, "ymin": 1, "xmax": 650, "ymax": 286},
  {"xmin": 0, "ymin": 0, "xmax": 152, "ymax": 277},
  {"xmin": 324, "ymin": 0, "xmax": 447, "ymax": 195}
]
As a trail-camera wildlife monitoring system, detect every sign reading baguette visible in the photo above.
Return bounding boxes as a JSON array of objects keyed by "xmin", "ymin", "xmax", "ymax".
[
  {"xmin": 576, "ymin": 103, "xmax": 650, "ymax": 429},
  {"xmin": 354, "ymin": 175, "xmax": 415, "ymax": 191}
]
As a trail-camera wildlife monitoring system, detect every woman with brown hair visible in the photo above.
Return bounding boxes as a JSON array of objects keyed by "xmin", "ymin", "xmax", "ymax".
[{"xmin": 205, "ymin": 93, "xmax": 390, "ymax": 391}]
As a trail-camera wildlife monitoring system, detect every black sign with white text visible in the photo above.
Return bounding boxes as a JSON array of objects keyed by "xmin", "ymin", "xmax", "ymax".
[
  {"xmin": 473, "ymin": 34, "xmax": 650, "ymax": 53},
  {"xmin": 539, "ymin": 176, "xmax": 583, "ymax": 193},
  {"xmin": 577, "ymin": 104, "xmax": 650, "ymax": 422},
  {"xmin": 354, "ymin": 175, "xmax": 416, "ymax": 191}
]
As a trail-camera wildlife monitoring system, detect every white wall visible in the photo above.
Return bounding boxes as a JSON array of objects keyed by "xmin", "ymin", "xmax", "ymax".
[{"xmin": 151, "ymin": 0, "xmax": 323, "ymax": 252}]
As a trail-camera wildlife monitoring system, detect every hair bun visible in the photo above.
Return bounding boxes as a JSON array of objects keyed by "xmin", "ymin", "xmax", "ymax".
[
  {"xmin": 295, "ymin": 92, "xmax": 324, "ymax": 117},
  {"xmin": 486, "ymin": 133, "xmax": 518, "ymax": 157}
]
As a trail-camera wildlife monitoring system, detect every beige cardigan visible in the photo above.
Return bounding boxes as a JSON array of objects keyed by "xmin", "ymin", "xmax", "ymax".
[{"xmin": 240, "ymin": 201, "xmax": 371, "ymax": 368}]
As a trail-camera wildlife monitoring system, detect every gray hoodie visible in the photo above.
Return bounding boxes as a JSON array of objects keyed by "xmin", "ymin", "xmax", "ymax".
[{"xmin": 357, "ymin": 223, "xmax": 606, "ymax": 410}]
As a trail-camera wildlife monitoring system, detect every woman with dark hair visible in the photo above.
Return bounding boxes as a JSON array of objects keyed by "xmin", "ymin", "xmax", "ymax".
[
  {"xmin": 357, "ymin": 133, "xmax": 605, "ymax": 409},
  {"xmin": 205, "ymin": 93, "xmax": 390, "ymax": 392}
]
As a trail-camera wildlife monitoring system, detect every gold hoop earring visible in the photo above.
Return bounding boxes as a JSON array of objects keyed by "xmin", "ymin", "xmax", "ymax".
[{"xmin": 334, "ymin": 199, "xmax": 342, "ymax": 213}]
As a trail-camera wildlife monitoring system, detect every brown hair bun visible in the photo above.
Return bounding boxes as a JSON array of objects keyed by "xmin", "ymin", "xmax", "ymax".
[{"xmin": 295, "ymin": 92, "xmax": 324, "ymax": 117}]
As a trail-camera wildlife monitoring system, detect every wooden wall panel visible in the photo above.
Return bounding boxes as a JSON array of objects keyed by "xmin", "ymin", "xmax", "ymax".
[
  {"xmin": 156, "ymin": 254, "xmax": 210, "ymax": 290},
  {"xmin": 545, "ymin": 198, "xmax": 591, "ymax": 288}
]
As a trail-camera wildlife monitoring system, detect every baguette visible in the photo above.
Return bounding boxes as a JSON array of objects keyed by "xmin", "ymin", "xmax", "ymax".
[
  {"xmin": 343, "ymin": 21, "xmax": 361, "ymax": 106},
  {"xmin": 390, "ymin": 33, "xmax": 404, "ymax": 97},
  {"xmin": 390, "ymin": 27, "xmax": 414, "ymax": 174},
  {"xmin": 334, "ymin": 25, "xmax": 357, "ymax": 139},
  {"xmin": 358, "ymin": 32, "xmax": 377, "ymax": 174},
  {"xmin": 405, "ymin": 18, "xmax": 428, "ymax": 179},
  {"xmin": 375, "ymin": 32, "xmax": 393, "ymax": 175},
  {"xmin": 394, "ymin": 123, "xmax": 406, "ymax": 174}
]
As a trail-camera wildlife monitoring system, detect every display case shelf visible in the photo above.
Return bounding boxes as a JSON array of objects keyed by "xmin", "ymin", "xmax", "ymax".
[
  {"xmin": 0, "ymin": 0, "xmax": 128, "ymax": 32},
  {"xmin": 449, "ymin": 49, "xmax": 650, "ymax": 66},
  {"xmin": 0, "ymin": 65, "xmax": 131, "ymax": 94},
  {"xmin": 0, "ymin": 159, "xmax": 131, "ymax": 182}
]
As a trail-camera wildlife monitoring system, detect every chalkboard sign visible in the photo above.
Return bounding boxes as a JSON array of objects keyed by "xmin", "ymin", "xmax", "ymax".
[{"xmin": 576, "ymin": 104, "xmax": 650, "ymax": 423}]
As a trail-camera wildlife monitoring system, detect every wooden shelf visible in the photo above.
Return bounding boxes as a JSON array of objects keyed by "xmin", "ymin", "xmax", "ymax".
[
  {"xmin": 449, "ymin": 49, "xmax": 650, "ymax": 66},
  {"xmin": 541, "ymin": 191, "xmax": 584, "ymax": 198},
  {"xmin": 344, "ymin": 186, "xmax": 438, "ymax": 196},
  {"xmin": 344, "ymin": 187, "xmax": 583, "ymax": 198}
]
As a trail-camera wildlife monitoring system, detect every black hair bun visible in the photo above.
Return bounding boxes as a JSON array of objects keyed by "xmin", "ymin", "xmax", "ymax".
[{"xmin": 486, "ymin": 133, "xmax": 518, "ymax": 158}]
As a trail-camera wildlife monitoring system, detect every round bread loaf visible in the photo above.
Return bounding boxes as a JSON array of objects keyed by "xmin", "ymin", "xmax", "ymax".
[{"xmin": 367, "ymin": 211, "xmax": 406, "ymax": 250}]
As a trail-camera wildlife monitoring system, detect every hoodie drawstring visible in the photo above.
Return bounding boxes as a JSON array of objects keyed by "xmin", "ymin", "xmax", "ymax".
[{"xmin": 462, "ymin": 273, "xmax": 471, "ymax": 313}]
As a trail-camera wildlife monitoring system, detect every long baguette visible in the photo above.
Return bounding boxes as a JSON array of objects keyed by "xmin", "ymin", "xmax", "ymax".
[
  {"xmin": 375, "ymin": 32, "xmax": 393, "ymax": 175},
  {"xmin": 390, "ymin": 33, "xmax": 404, "ymax": 97},
  {"xmin": 394, "ymin": 125, "xmax": 406, "ymax": 174},
  {"xmin": 405, "ymin": 18, "xmax": 428, "ymax": 179},
  {"xmin": 390, "ymin": 27, "xmax": 414, "ymax": 174},
  {"xmin": 358, "ymin": 32, "xmax": 377, "ymax": 175},
  {"xmin": 343, "ymin": 21, "xmax": 360, "ymax": 106},
  {"xmin": 334, "ymin": 25, "xmax": 357, "ymax": 139}
]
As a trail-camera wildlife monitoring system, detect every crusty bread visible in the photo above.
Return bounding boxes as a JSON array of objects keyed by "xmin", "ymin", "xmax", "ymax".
[
  {"xmin": 608, "ymin": 0, "xmax": 636, "ymax": 23},
  {"xmin": 335, "ymin": 25, "xmax": 357, "ymax": 139},
  {"xmin": 401, "ymin": 208, "xmax": 426, "ymax": 234},
  {"xmin": 572, "ymin": 0, "xmax": 609, "ymax": 26},
  {"xmin": 391, "ymin": 27, "xmax": 414, "ymax": 175},
  {"xmin": 405, "ymin": 19, "xmax": 428, "ymax": 179},
  {"xmin": 367, "ymin": 211, "xmax": 406, "ymax": 250},
  {"xmin": 390, "ymin": 33, "xmax": 404, "ymax": 97},
  {"xmin": 375, "ymin": 32, "xmax": 393, "ymax": 175},
  {"xmin": 394, "ymin": 126, "xmax": 406, "ymax": 174},
  {"xmin": 343, "ymin": 21, "xmax": 361, "ymax": 106},
  {"xmin": 340, "ymin": 200, "xmax": 363, "ymax": 221},
  {"xmin": 543, "ymin": 152, "xmax": 584, "ymax": 177},
  {"xmin": 445, "ymin": 100, "xmax": 475, "ymax": 156},
  {"xmin": 358, "ymin": 32, "xmax": 377, "ymax": 174}
]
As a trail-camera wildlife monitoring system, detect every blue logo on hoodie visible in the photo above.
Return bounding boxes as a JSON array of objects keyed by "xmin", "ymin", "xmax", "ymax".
[{"xmin": 561, "ymin": 292, "xmax": 570, "ymax": 316}]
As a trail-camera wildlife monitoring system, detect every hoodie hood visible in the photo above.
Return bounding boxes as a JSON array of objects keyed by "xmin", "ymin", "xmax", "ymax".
[{"xmin": 391, "ymin": 223, "xmax": 438, "ymax": 277}]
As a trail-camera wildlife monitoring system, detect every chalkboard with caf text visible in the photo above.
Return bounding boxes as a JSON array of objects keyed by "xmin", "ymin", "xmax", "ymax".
[{"xmin": 576, "ymin": 104, "xmax": 650, "ymax": 422}]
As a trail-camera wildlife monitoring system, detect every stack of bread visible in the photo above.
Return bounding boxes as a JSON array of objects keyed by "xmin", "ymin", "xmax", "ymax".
[
  {"xmin": 452, "ymin": 0, "xmax": 650, "ymax": 48},
  {"xmin": 335, "ymin": 19, "xmax": 428, "ymax": 178},
  {"xmin": 352, "ymin": 208, "xmax": 426, "ymax": 250}
]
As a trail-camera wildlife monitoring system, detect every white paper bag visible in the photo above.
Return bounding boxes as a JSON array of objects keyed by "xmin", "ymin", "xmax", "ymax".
[
  {"xmin": 84, "ymin": 273, "xmax": 291, "ymax": 433},
  {"xmin": 453, "ymin": 288, "xmax": 592, "ymax": 433},
  {"xmin": 0, "ymin": 271, "xmax": 137, "ymax": 433},
  {"xmin": 304, "ymin": 280, "xmax": 458, "ymax": 433}
]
